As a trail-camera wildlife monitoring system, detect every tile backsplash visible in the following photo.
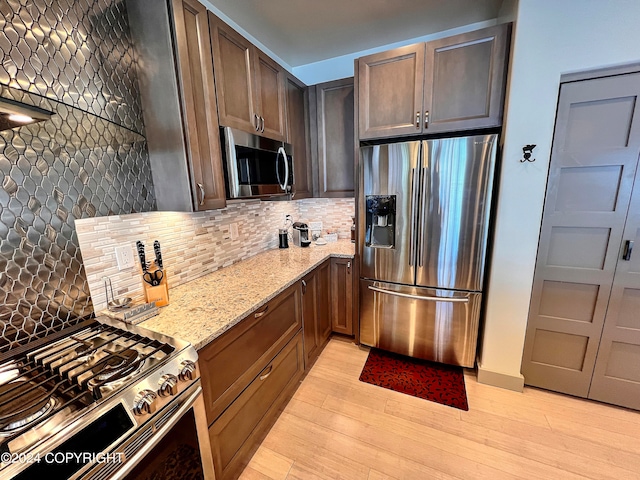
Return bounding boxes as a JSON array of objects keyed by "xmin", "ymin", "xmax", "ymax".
[{"xmin": 76, "ymin": 198, "xmax": 355, "ymax": 312}]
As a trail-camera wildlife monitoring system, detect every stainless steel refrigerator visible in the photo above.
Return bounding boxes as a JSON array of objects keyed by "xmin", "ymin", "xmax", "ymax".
[{"xmin": 359, "ymin": 134, "xmax": 497, "ymax": 367}]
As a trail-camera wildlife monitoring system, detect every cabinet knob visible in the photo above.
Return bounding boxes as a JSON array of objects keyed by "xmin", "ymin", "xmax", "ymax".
[{"xmin": 416, "ymin": 111, "xmax": 421, "ymax": 129}]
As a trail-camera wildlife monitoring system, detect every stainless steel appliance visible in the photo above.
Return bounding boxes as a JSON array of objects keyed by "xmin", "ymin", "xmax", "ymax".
[
  {"xmin": 0, "ymin": 316, "xmax": 214, "ymax": 479},
  {"xmin": 222, "ymin": 126, "xmax": 294, "ymax": 200},
  {"xmin": 292, "ymin": 222, "xmax": 311, "ymax": 248},
  {"xmin": 359, "ymin": 134, "xmax": 497, "ymax": 367}
]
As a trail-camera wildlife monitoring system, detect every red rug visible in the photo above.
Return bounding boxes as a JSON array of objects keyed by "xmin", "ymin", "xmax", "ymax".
[{"xmin": 359, "ymin": 348, "xmax": 469, "ymax": 411}]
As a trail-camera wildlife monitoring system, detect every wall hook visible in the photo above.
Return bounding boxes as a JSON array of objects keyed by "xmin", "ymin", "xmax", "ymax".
[{"xmin": 520, "ymin": 144, "xmax": 536, "ymax": 162}]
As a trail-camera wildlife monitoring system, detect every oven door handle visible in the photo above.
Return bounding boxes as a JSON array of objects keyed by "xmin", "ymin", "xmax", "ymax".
[{"xmin": 111, "ymin": 384, "xmax": 207, "ymax": 480}]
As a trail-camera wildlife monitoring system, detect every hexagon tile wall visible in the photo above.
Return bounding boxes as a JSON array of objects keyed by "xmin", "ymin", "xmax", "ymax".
[{"xmin": 0, "ymin": 0, "xmax": 156, "ymax": 352}]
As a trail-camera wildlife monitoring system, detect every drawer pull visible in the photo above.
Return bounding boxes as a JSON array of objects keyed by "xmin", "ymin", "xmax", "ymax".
[
  {"xmin": 301, "ymin": 279, "xmax": 307, "ymax": 294},
  {"xmin": 254, "ymin": 305, "xmax": 269, "ymax": 318},
  {"xmin": 259, "ymin": 365, "xmax": 273, "ymax": 381}
]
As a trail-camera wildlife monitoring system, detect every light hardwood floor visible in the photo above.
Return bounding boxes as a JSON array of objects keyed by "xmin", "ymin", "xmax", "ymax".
[{"xmin": 238, "ymin": 337, "xmax": 640, "ymax": 480}]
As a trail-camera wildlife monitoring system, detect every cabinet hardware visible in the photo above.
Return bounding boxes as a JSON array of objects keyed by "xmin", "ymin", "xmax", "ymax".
[
  {"xmin": 260, "ymin": 116, "xmax": 265, "ymax": 133},
  {"xmin": 197, "ymin": 183, "xmax": 205, "ymax": 205},
  {"xmin": 301, "ymin": 279, "xmax": 307, "ymax": 294},
  {"xmin": 254, "ymin": 113, "xmax": 260, "ymax": 131},
  {"xmin": 416, "ymin": 111, "xmax": 421, "ymax": 129},
  {"xmin": 347, "ymin": 261, "xmax": 351, "ymax": 274},
  {"xmin": 254, "ymin": 305, "xmax": 269, "ymax": 318},
  {"xmin": 424, "ymin": 111, "xmax": 429, "ymax": 129},
  {"xmin": 623, "ymin": 240, "xmax": 634, "ymax": 261},
  {"xmin": 259, "ymin": 365, "xmax": 273, "ymax": 381}
]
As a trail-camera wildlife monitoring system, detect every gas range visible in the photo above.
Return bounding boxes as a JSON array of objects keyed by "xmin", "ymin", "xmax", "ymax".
[{"xmin": 0, "ymin": 316, "xmax": 201, "ymax": 479}]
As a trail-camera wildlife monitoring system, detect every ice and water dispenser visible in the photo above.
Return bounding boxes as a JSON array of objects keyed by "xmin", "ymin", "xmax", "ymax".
[{"xmin": 365, "ymin": 195, "xmax": 396, "ymax": 248}]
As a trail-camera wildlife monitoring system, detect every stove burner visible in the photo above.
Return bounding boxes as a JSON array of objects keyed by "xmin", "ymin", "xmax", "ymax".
[
  {"xmin": 0, "ymin": 382, "xmax": 56, "ymax": 433},
  {"xmin": 90, "ymin": 349, "xmax": 143, "ymax": 385}
]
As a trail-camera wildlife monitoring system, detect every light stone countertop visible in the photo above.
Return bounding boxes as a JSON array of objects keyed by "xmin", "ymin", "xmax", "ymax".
[{"xmin": 139, "ymin": 240, "xmax": 355, "ymax": 350}]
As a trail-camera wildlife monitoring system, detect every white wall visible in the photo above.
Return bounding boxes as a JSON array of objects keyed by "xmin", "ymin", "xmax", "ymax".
[
  {"xmin": 292, "ymin": 20, "xmax": 497, "ymax": 85},
  {"xmin": 479, "ymin": 0, "xmax": 640, "ymax": 387}
]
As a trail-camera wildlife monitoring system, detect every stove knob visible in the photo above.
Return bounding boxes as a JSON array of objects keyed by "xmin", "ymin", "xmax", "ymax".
[
  {"xmin": 133, "ymin": 389, "xmax": 158, "ymax": 416},
  {"xmin": 179, "ymin": 360, "xmax": 196, "ymax": 381},
  {"xmin": 158, "ymin": 373, "xmax": 179, "ymax": 397}
]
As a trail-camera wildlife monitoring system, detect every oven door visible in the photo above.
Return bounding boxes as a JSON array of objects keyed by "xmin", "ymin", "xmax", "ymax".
[
  {"xmin": 85, "ymin": 382, "xmax": 214, "ymax": 480},
  {"xmin": 223, "ymin": 126, "xmax": 294, "ymax": 199}
]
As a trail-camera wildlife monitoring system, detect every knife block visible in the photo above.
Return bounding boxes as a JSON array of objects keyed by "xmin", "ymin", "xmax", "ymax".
[{"xmin": 143, "ymin": 269, "xmax": 169, "ymax": 307}]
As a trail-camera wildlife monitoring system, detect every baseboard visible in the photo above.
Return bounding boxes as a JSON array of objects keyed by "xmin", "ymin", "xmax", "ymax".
[{"xmin": 476, "ymin": 362, "xmax": 525, "ymax": 392}]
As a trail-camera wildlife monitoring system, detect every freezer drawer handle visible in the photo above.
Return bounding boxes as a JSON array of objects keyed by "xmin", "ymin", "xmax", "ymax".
[{"xmin": 368, "ymin": 285, "xmax": 470, "ymax": 303}]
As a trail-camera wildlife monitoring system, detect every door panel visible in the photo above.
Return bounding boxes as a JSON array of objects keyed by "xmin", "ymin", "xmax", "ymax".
[
  {"xmin": 360, "ymin": 141, "xmax": 420, "ymax": 285},
  {"xmin": 415, "ymin": 134, "xmax": 497, "ymax": 291},
  {"xmin": 522, "ymin": 73, "xmax": 640, "ymax": 398},
  {"xmin": 358, "ymin": 44, "xmax": 425, "ymax": 139},
  {"xmin": 589, "ymin": 169, "xmax": 640, "ymax": 409},
  {"xmin": 254, "ymin": 50, "xmax": 286, "ymax": 141},
  {"xmin": 359, "ymin": 279, "xmax": 481, "ymax": 367},
  {"xmin": 423, "ymin": 24, "xmax": 510, "ymax": 133}
]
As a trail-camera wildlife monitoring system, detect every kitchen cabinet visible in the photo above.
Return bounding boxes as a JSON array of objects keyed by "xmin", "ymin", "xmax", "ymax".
[
  {"xmin": 312, "ymin": 77, "xmax": 355, "ymax": 197},
  {"xmin": 127, "ymin": 0, "xmax": 226, "ymax": 211},
  {"xmin": 209, "ymin": 14, "xmax": 287, "ymax": 142},
  {"xmin": 330, "ymin": 257, "xmax": 356, "ymax": 336},
  {"xmin": 286, "ymin": 74, "xmax": 313, "ymax": 199},
  {"xmin": 208, "ymin": 332, "xmax": 304, "ymax": 480},
  {"xmin": 302, "ymin": 259, "xmax": 331, "ymax": 365},
  {"xmin": 199, "ymin": 282, "xmax": 301, "ymax": 424},
  {"xmin": 357, "ymin": 23, "xmax": 511, "ymax": 140}
]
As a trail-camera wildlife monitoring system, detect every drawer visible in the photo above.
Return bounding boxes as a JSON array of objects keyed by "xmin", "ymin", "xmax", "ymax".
[
  {"xmin": 200, "ymin": 282, "xmax": 302, "ymax": 424},
  {"xmin": 208, "ymin": 331, "xmax": 304, "ymax": 480}
]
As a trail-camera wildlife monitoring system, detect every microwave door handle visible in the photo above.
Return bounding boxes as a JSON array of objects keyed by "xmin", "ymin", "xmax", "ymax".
[
  {"xmin": 224, "ymin": 128, "xmax": 240, "ymax": 198},
  {"xmin": 277, "ymin": 146, "xmax": 289, "ymax": 192}
]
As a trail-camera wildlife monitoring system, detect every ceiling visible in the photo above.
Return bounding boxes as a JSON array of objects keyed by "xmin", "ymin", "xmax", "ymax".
[{"xmin": 204, "ymin": 0, "xmax": 505, "ymax": 67}]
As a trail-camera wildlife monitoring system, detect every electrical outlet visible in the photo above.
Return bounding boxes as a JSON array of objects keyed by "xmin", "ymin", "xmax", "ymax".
[
  {"xmin": 115, "ymin": 244, "xmax": 135, "ymax": 270},
  {"xmin": 230, "ymin": 223, "xmax": 239, "ymax": 240}
]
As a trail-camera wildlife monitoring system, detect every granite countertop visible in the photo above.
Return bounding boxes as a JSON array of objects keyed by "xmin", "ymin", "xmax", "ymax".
[{"xmin": 139, "ymin": 240, "xmax": 355, "ymax": 350}]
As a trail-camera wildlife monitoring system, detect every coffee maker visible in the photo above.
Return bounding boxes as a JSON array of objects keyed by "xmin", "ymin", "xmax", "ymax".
[{"xmin": 292, "ymin": 222, "xmax": 311, "ymax": 247}]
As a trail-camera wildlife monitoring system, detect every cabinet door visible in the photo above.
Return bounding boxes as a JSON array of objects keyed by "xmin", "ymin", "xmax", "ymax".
[
  {"xmin": 423, "ymin": 24, "xmax": 510, "ymax": 133},
  {"xmin": 301, "ymin": 272, "xmax": 318, "ymax": 365},
  {"xmin": 316, "ymin": 260, "xmax": 332, "ymax": 344},
  {"xmin": 254, "ymin": 50, "xmax": 286, "ymax": 141},
  {"xmin": 172, "ymin": 0, "xmax": 226, "ymax": 210},
  {"xmin": 358, "ymin": 44, "xmax": 425, "ymax": 140},
  {"xmin": 285, "ymin": 74, "xmax": 312, "ymax": 199},
  {"xmin": 209, "ymin": 14, "xmax": 259, "ymax": 134},
  {"xmin": 315, "ymin": 78, "xmax": 355, "ymax": 197},
  {"xmin": 331, "ymin": 257, "xmax": 353, "ymax": 336}
]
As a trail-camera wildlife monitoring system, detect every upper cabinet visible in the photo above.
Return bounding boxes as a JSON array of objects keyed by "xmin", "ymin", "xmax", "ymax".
[
  {"xmin": 285, "ymin": 74, "xmax": 313, "ymax": 199},
  {"xmin": 127, "ymin": 0, "xmax": 226, "ymax": 211},
  {"xmin": 209, "ymin": 14, "xmax": 287, "ymax": 142},
  {"xmin": 358, "ymin": 24, "xmax": 511, "ymax": 140},
  {"xmin": 312, "ymin": 78, "xmax": 355, "ymax": 197}
]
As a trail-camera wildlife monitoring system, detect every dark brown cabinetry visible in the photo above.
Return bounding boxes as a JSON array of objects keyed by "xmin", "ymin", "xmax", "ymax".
[
  {"xmin": 209, "ymin": 14, "xmax": 287, "ymax": 142},
  {"xmin": 301, "ymin": 260, "xmax": 331, "ymax": 365},
  {"xmin": 200, "ymin": 282, "xmax": 303, "ymax": 479},
  {"xmin": 358, "ymin": 24, "xmax": 511, "ymax": 140},
  {"xmin": 312, "ymin": 78, "xmax": 355, "ymax": 197},
  {"xmin": 330, "ymin": 257, "xmax": 355, "ymax": 336},
  {"xmin": 285, "ymin": 74, "xmax": 313, "ymax": 199},
  {"xmin": 127, "ymin": 0, "xmax": 226, "ymax": 211}
]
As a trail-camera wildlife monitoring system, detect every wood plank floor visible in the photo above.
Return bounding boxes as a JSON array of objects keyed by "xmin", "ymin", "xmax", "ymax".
[{"xmin": 238, "ymin": 338, "xmax": 640, "ymax": 480}]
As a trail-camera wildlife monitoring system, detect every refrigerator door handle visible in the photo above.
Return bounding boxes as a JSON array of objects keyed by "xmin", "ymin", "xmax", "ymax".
[
  {"xmin": 368, "ymin": 286, "xmax": 470, "ymax": 303},
  {"xmin": 409, "ymin": 167, "xmax": 419, "ymax": 266}
]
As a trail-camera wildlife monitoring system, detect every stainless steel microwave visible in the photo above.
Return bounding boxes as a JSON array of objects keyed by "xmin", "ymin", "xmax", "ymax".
[{"xmin": 221, "ymin": 126, "xmax": 294, "ymax": 200}]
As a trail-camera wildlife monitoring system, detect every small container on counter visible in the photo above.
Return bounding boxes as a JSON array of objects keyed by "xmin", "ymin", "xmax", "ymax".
[
  {"xmin": 278, "ymin": 228, "xmax": 289, "ymax": 248},
  {"xmin": 351, "ymin": 216, "xmax": 356, "ymax": 243}
]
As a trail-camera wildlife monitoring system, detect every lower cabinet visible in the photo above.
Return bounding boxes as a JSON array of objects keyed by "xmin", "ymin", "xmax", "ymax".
[
  {"xmin": 301, "ymin": 259, "xmax": 331, "ymax": 366},
  {"xmin": 330, "ymin": 257, "xmax": 355, "ymax": 336},
  {"xmin": 208, "ymin": 332, "xmax": 304, "ymax": 480}
]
